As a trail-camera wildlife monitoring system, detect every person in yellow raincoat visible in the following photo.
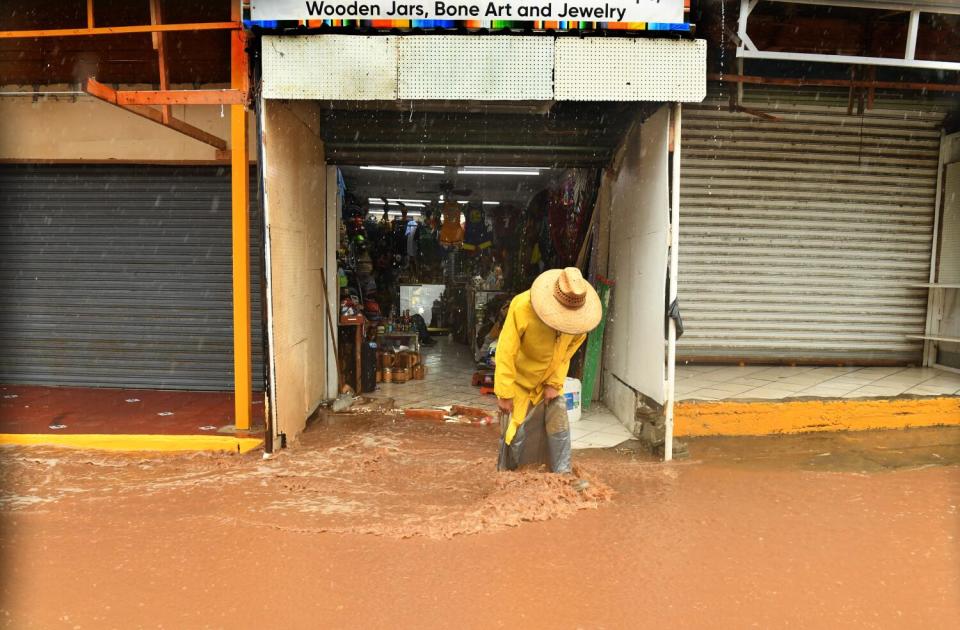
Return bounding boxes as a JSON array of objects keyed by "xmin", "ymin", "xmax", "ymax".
[{"xmin": 494, "ymin": 267, "xmax": 602, "ymax": 476}]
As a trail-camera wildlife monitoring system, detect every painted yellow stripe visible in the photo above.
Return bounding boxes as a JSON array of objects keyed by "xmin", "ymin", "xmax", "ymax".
[
  {"xmin": 0, "ymin": 433, "xmax": 262, "ymax": 454},
  {"xmin": 675, "ymin": 396, "xmax": 960, "ymax": 437}
]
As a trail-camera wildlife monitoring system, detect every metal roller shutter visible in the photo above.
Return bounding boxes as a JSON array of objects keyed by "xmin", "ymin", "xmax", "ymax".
[
  {"xmin": 0, "ymin": 165, "xmax": 265, "ymax": 390},
  {"xmin": 678, "ymin": 91, "xmax": 945, "ymax": 363}
]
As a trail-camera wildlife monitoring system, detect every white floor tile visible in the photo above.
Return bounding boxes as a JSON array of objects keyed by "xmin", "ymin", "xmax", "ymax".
[
  {"xmin": 847, "ymin": 386, "xmax": 908, "ymax": 398},
  {"xmin": 574, "ymin": 419, "xmax": 616, "ymax": 433},
  {"xmin": 593, "ymin": 424, "xmax": 634, "ymax": 438},
  {"xmin": 577, "ymin": 431, "xmax": 630, "ymax": 448},
  {"xmin": 570, "ymin": 426, "xmax": 594, "ymax": 441},
  {"xmin": 904, "ymin": 385, "xmax": 957, "ymax": 396},
  {"xmin": 675, "ymin": 365, "xmax": 958, "ymax": 402}
]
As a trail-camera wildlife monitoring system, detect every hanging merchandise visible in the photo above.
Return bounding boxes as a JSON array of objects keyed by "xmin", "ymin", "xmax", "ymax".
[
  {"xmin": 491, "ymin": 203, "xmax": 520, "ymax": 288},
  {"xmin": 417, "ymin": 203, "xmax": 443, "ymax": 269},
  {"xmin": 548, "ymin": 169, "xmax": 598, "ymax": 268},
  {"xmin": 439, "ymin": 199, "xmax": 465, "ymax": 247},
  {"xmin": 356, "ymin": 246, "xmax": 374, "ymax": 275},
  {"xmin": 390, "ymin": 207, "xmax": 410, "ymax": 269},
  {"xmin": 515, "ymin": 190, "xmax": 548, "ymax": 289},
  {"xmin": 405, "ymin": 217, "xmax": 419, "ymax": 259},
  {"xmin": 547, "ymin": 172, "xmax": 576, "ymax": 266},
  {"xmin": 491, "ymin": 204, "xmax": 518, "ymax": 248},
  {"xmin": 373, "ymin": 207, "xmax": 393, "ymax": 272},
  {"xmin": 462, "ymin": 203, "xmax": 493, "ymax": 253}
]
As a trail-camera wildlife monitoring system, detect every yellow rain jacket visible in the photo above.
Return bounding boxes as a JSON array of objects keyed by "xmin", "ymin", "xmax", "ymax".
[{"xmin": 494, "ymin": 291, "xmax": 586, "ymax": 445}]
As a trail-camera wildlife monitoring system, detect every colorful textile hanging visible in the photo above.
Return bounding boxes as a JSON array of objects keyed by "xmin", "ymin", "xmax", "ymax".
[{"xmin": 462, "ymin": 204, "xmax": 493, "ymax": 252}]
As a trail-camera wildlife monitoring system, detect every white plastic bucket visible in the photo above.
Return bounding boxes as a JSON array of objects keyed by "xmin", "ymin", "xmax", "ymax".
[{"xmin": 563, "ymin": 377, "xmax": 582, "ymax": 423}]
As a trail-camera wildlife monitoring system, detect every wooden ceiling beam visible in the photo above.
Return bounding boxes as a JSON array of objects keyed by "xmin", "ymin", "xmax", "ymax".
[
  {"xmin": 83, "ymin": 78, "xmax": 227, "ymax": 150},
  {"xmin": 0, "ymin": 22, "xmax": 239, "ymax": 39},
  {"xmin": 148, "ymin": 0, "xmax": 170, "ymax": 123},
  {"xmin": 116, "ymin": 89, "xmax": 246, "ymax": 105}
]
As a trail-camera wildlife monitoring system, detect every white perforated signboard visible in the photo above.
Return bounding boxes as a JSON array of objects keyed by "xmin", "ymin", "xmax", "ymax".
[
  {"xmin": 398, "ymin": 36, "xmax": 553, "ymax": 100},
  {"xmin": 261, "ymin": 34, "xmax": 706, "ymax": 102},
  {"xmin": 251, "ymin": 0, "xmax": 684, "ymax": 23}
]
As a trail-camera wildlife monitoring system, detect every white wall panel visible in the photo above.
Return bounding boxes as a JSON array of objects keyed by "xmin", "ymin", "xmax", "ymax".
[
  {"xmin": 398, "ymin": 36, "xmax": 553, "ymax": 101},
  {"xmin": 262, "ymin": 100, "xmax": 329, "ymax": 443},
  {"xmin": 939, "ymin": 163, "xmax": 960, "ymax": 285},
  {"xmin": 261, "ymin": 35, "xmax": 398, "ymax": 100},
  {"xmin": 603, "ymin": 106, "xmax": 671, "ymax": 404}
]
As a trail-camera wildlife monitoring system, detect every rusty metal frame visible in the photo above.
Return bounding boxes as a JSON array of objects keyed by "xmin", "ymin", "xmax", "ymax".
[{"xmin": 709, "ymin": 73, "xmax": 960, "ymax": 94}]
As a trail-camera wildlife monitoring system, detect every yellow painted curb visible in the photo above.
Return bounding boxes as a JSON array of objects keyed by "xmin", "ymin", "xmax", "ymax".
[
  {"xmin": 675, "ymin": 396, "xmax": 960, "ymax": 437},
  {"xmin": 0, "ymin": 433, "xmax": 263, "ymax": 454}
]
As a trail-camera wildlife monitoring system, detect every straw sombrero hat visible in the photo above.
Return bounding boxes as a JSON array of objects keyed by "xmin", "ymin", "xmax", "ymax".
[{"xmin": 530, "ymin": 267, "xmax": 602, "ymax": 335}]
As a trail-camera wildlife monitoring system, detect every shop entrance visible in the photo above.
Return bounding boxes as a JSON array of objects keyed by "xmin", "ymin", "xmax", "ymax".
[
  {"xmin": 259, "ymin": 98, "xmax": 678, "ymax": 451},
  {"xmin": 336, "ymin": 163, "xmax": 598, "ymax": 413}
]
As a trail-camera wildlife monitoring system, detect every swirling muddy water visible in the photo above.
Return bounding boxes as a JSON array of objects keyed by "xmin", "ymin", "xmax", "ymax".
[
  {"xmin": 1, "ymin": 420, "xmax": 958, "ymax": 628},
  {"xmin": 0, "ymin": 414, "xmax": 628, "ymax": 539}
]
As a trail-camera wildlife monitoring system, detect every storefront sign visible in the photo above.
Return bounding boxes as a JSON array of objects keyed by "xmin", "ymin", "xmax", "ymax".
[{"xmin": 251, "ymin": 0, "xmax": 685, "ymax": 23}]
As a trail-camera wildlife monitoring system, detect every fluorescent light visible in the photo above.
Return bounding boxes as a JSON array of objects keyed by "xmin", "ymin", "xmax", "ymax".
[
  {"xmin": 457, "ymin": 200, "xmax": 469, "ymax": 204},
  {"xmin": 483, "ymin": 201, "xmax": 500, "ymax": 206},
  {"xmin": 386, "ymin": 198, "xmax": 430, "ymax": 204},
  {"xmin": 457, "ymin": 171, "xmax": 540, "ymax": 177},
  {"xmin": 360, "ymin": 166, "xmax": 445, "ymax": 175},
  {"xmin": 457, "ymin": 166, "xmax": 540, "ymax": 176},
  {"xmin": 367, "ymin": 200, "xmax": 425, "ymax": 208}
]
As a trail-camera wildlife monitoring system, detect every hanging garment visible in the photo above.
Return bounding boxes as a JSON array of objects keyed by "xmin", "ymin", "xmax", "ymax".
[
  {"xmin": 494, "ymin": 291, "xmax": 586, "ymax": 446},
  {"xmin": 356, "ymin": 249, "xmax": 374, "ymax": 275},
  {"xmin": 439, "ymin": 200, "xmax": 465, "ymax": 246},
  {"xmin": 405, "ymin": 219, "xmax": 419, "ymax": 258},
  {"xmin": 417, "ymin": 222, "xmax": 441, "ymax": 265},
  {"xmin": 462, "ymin": 204, "xmax": 493, "ymax": 251},
  {"xmin": 491, "ymin": 205, "xmax": 518, "ymax": 246}
]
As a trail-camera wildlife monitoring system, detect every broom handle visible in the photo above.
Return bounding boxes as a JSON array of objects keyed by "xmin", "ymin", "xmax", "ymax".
[{"xmin": 320, "ymin": 267, "xmax": 345, "ymax": 390}]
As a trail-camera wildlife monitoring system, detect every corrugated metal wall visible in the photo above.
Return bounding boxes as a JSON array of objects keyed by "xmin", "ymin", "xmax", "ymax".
[
  {"xmin": 0, "ymin": 165, "xmax": 265, "ymax": 390},
  {"xmin": 678, "ymin": 89, "xmax": 945, "ymax": 363}
]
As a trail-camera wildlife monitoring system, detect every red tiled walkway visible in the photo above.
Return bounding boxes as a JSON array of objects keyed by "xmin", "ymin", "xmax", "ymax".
[{"xmin": 0, "ymin": 385, "xmax": 265, "ymax": 436}]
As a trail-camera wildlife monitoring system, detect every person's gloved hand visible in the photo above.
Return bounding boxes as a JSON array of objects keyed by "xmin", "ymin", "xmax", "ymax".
[
  {"xmin": 544, "ymin": 386, "xmax": 560, "ymax": 401},
  {"xmin": 497, "ymin": 397, "xmax": 513, "ymax": 414}
]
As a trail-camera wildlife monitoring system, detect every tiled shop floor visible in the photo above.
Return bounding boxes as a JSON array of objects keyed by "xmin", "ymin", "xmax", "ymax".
[
  {"xmin": 677, "ymin": 365, "xmax": 960, "ymax": 402},
  {"xmin": 372, "ymin": 337, "xmax": 633, "ymax": 450},
  {"xmin": 571, "ymin": 405, "xmax": 633, "ymax": 450},
  {"xmin": 374, "ymin": 337, "xmax": 492, "ymax": 410}
]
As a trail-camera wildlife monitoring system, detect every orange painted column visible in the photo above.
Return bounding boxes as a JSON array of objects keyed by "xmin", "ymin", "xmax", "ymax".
[
  {"xmin": 231, "ymin": 104, "xmax": 251, "ymax": 431},
  {"xmin": 230, "ymin": 22, "xmax": 251, "ymax": 431}
]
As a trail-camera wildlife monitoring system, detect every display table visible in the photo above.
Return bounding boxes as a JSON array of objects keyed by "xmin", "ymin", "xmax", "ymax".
[{"xmin": 376, "ymin": 330, "xmax": 420, "ymax": 355}]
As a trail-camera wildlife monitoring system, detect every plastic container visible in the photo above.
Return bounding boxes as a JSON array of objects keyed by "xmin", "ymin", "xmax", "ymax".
[{"xmin": 563, "ymin": 377, "xmax": 582, "ymax": 423}]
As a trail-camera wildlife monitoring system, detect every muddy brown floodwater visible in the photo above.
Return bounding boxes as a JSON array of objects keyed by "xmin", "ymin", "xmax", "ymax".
[{"xmin": 1, "ymin": 415, "xmax": 958, "ymax": 629}]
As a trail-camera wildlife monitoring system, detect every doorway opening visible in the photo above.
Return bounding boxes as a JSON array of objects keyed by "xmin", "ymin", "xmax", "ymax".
[
  {"xmin": 260, "ymin": 99, "xmax": 671, "ymax": 448},
  {"xmin": 336, "ymin": 163, "xmax": 599, "ymax": 414}
]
